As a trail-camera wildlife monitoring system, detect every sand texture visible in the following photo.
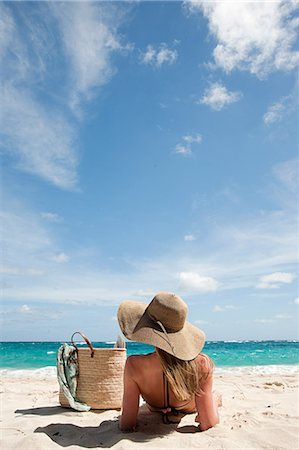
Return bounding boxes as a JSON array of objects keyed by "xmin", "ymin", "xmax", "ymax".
[{"xmin": 1, "ymin": 370, "xmax": 299, "ymax": 450}]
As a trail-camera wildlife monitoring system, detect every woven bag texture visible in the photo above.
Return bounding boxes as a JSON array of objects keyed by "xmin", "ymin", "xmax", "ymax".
[{"xmin": 59, "ymin": 348, "xmax": 126, "ymax": 410}]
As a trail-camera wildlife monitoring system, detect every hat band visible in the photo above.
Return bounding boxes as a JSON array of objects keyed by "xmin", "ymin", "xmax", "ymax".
[{"xmin": 155, "ymin": 320, "xmax": 176, "ymax": 356}]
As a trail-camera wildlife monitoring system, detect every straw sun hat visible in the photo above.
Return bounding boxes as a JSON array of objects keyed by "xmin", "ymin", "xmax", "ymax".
[{"xmin": 117, "ymin": 292, "xmax": 206, "ymax": 361}]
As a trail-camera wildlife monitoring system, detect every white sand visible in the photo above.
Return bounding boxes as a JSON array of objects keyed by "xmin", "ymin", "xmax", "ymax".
[{"xmin": 1, "ymin": 367, "xmax": 299, "ymax": 450}]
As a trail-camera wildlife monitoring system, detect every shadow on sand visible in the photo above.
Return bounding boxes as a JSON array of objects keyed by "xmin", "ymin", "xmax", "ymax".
[
  {"xmin": 15, "ymin": 406, "xmax": 77, "ymax": 416},
  {"xmin": 34, "ymin": 420, "xmax": 156, "ymax": 448},
  {"xmin": 31, "ymin": 405, "xmax": 184, "ymax": 448}
]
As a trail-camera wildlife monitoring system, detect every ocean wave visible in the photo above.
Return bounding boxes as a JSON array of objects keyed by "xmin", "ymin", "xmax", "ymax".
[
  {"xmin": 0, "ymin": 366, "xmax": 57, "ymax": 378},
  {"xmin": 1, "ymin": 364, "xmax": 298, "ymax": 379},
  {"xmin": 215, "ymin": 364, "xmax": 299, "ymax": 375}
]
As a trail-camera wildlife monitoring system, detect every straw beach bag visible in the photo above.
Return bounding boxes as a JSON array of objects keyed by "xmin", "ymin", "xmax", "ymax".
[{"xmin": 59, "ymin": 332, "xmax": 126, "ymax": 410}]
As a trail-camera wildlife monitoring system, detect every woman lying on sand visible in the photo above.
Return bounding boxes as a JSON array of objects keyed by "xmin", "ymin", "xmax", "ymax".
[{"xmin": 117, "ymin": 292, "xmax": 222, "ymax": 432}]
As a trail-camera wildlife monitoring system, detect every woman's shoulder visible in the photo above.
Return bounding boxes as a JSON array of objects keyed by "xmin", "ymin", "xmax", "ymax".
[
  {"xmin": 195, "ymin": 353, "xmax": 214, "ymax": 374},
  {"xmin": 125, "ymin": 352, "xmax": 157, "ymax": 381},
  {"xmin": 125, "ymin": 352, "xmax": 156, "ymax": 370}
]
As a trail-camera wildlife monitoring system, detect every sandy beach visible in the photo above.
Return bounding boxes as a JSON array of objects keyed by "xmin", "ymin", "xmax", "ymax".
[{"xmin": 1, "ymin": 367, "xmax": 298, "ymax": 450}]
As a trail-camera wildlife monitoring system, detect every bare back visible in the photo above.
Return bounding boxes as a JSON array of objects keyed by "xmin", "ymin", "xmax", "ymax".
[
  {"xmin": 128, "ymin": 352, "xmax": 196, "ymax": 411},
  {"xmin": 120, "ymin": 350, "xmax": 220, "ymax": 432}
]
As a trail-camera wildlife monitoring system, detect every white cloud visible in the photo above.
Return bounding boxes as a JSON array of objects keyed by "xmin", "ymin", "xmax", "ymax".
[
  {"xmin": 194, "ymin": 319, "xmax": 210, "ymax": 325},
  {"xmin": 257, "ymin": 271, "xmax": 296, "ymax": 289},
  {"xmin": 0, "ymin": 3, "xmax": 43, "ymax": 84},
  {"xmin": 1, "ymin": 209, "xmax": 51, "ymax": 266},
  {"xmin": 273, "ymin": 158, "xmax": 299, "ymax": 193},
  {"xmin": 175, "ymin": 133, "xmax": 202, "ymax": 156},
  {"xmin": 51, "ymin": 252, "xmax": 70, "ymax": 264},
  {"xmin": 134, "ymin": 289, "xmax": 156, "ymax": 298},
  {"xmin": 294, "ymin": 298, "xmax": 299, "ymax": 305},
  {"xmin": 0, "ymin": 86, "xmax": 78, "ymax": 190},
  {"xmin": 179, "ymin": 271, "xmax": 219, "ymax": 292},
  {"xmin": 212, "ymin": 305, "xmax": 225, "ymax": 312},
  {"xmin": 184, "ymin": 234, "xmax": 196, "ymax": 242},
  {"xmin": 199, "ymin": 82, "xmax": 242, "ymax": 111},
  {"xmin": 0, "ymin": 3, "xmax": 127, "ymax": 188},
  {"xmin": 187, "ymin": 1, "xmax": 299, "ymax": 78},
  {"xmin": 0, "ymin": 265, "xmax": 45, "ymax": 276},
  {"xmin": 255, "ymin": 312, "xmax": 292, "ymax": 323},
  {"xmin": 50, "ymin": 2, "xmax": 124, "ymax": 111},
  {"xmin": 183, "ymin": 134, "xmax": 202, "ymax": 144},
  {"xmin": 274, "ymin": 313, "xmax": 292, "ymax": 320},
  {"xmin": 175, "ymin": 144, "xmax": 192, "ymax": 156},
  {"xmin": 1, "ymin": 158, "xmax": 297, "ymax": 306},
  {"xmin": 254, "ymin": 318, "xmax": 275, "ymax": 324},
  {"xmin": 18, "ymin": 304, "xmax": 32, "ymax": 314},
  {"xmin": 141, "ymin": 43, "xmax": 178, "ymax": 68},
  {"xmin": 159, "ymin": 102, "xmax": 167, "ymax": 109},
  {"xmin": 263, "ymin": 96, "xmax": 292, "ymax": 125},
  {"xmin": 0, "ymin": 5, "xmax": 78, "ymax": 190},
  {"xmin": 41, "ymin": 212, "xmax": 63, "ymax": 223},
  {"xmin": 212, "ymin": 304, "xmax": 236, "ymax": 312}
]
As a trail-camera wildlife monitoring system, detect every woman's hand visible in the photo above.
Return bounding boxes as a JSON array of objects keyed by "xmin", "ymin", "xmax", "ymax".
[{"xmin": 213, "ymin": 391, "xmax": 222, "ymax": 407}]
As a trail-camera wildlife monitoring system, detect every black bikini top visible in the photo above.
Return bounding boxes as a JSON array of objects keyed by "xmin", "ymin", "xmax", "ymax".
[{"xmin": 162, "ymin": 372, "xmax": 192, "ymax": 424}]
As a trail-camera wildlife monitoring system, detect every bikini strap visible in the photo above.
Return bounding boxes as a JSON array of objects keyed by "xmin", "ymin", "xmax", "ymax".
[
  {"xmin": 163, "ymin": 372, "xmax": 168, "ymax": 409},
  {"xmin": 162, "ymin": 373, "xmax": 179, "ymax": 424}
]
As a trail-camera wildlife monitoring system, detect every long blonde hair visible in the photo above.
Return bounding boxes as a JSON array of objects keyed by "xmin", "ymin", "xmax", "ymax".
[{"xmin": 156, "ymin": 348, "xmax": 214, "ymax": 401}]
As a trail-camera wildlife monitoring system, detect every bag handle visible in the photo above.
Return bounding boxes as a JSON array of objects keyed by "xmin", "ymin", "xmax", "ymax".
[{"xmin": 71, "ymin": 331, "xmax": 95, "ymax": 358}]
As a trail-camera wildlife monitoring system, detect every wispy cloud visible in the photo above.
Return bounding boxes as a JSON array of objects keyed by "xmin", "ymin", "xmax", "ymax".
[
  {"xmin": 274, "ymin": 313, "xmax": 292, "ymax": 320},
  {"xmin": 0, "ymin": 3, "xmax": 127, "ymax": 189},
  {"xmin": 1, "ymin": 209, "xmax": 51, "ymax": 270},
  {"xmin": 263, "ymin": 95, "xmax": 293, "ymax": 125},
  {"xmin": 41, "ymin": 212, "xmax": 63, "ymax": 223},
  {"xmin": 51, "ymin": 252, "xmax": 70, "ymax": 264},
  {"xmin": 294, "ymin": 298, "xmax": 299, "ymax": 305},
  {"xmin": 1, "ymin": 157, "xmax": 297, "ymax": 306},
  {"xmin": 187, "ymin": 1, "xmax": 299, "ymax": 78},
  {"xmin": 175, "ymin": 144, "xmax": 192, "ymax": 156},
  {"xmin": 199, "ymin": 82, "xmax": 242, "ymax": 111},
  {"xmin": 194, "ymin": 319, "xmax": 210, "ymax": 325},
  {"xmin": 17, "ymin": 304, "xmax": 32, "ymax": 314},
  {"xmin": 182, "ymin": 134, "xmax": 202, "ymax": 144},
  {"xmin": 179, "ymin": 272, "xmax": 220, "ymax": 293},
  {"xmin": 212, "ymin": 305, "xmax": 225, "ymax": 312},
  {"xmin": 254, "ymin": 318, "xmax": 275, "ymax": 324},
  {"xmin": 0, "ymin": 266, "xmax": 45, "ymax": 276},
  {"xmin": 174, "ymin": 133, "xmax": 202, "ymax": 155},
  {"xmin": 184, "ymin": 234, "xmax": 196, "ymax": 242},
  {"xmin": 212, "ymin": 304, "xmax": 236, "ymax": 312},
  {"xmin": 255, "ymin": 312, "xmax": 292, "ymax": 324},
  {"xmin": 273, "ymin": 158, "xmax": 299, "ymax": 194},
  {"xmin": 1, "ymin": 204, "xmax": 70, "ymax": 278},
  {"xmin": 140, "ymin": 43, "xmax": 178, "ymax": 68},
  {"xmin": 1, "ymin": 86, "xmax": 78, "ymax": 190},
  {"xmin": 257, "ymin": 272, "xmax": 296, "ymax": 289},
  {"xmin": 50, "ymin": 2, "xmax": 125, "ymax": 112},
  {"xmin": 13, "ymin": 304, "xmax": 63, "ymax": 321}
]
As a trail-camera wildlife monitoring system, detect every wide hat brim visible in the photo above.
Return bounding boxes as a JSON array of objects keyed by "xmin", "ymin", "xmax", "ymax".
[{"xmin": 117, "ymin": 300, "xmax": 205, "ymax": 361}]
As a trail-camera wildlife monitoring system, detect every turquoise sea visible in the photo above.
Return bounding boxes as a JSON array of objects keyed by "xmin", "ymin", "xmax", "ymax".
[{"xmin": 0, "ymin": 340, "xmax": 298, "ymax": 371}]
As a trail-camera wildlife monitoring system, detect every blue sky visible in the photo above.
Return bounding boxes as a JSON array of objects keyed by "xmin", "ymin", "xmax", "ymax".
[{"xmin": 1, "ymin": 1, "xmax": 298, "ymax": 342}]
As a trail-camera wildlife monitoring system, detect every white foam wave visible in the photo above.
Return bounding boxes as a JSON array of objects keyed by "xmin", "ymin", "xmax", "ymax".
[
  {"xmin": 1, "ymin": 364, "xmax": 298, "ymax": 379},
  {"xmin": 47, "ymin": 351, "xmax": 55, "ymax": 355},
  {"xmin": 0, "ymin": 366, "xmax": 57, "ymax": 378},
  {"xmin": 215, "ymin": 364, "xmax": 299, "ymax": 375}
]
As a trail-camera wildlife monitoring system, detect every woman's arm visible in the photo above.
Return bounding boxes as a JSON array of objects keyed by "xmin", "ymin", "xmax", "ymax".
[
  {"xmin": 195, "ymin": 357, "xmax": 220, "ymax": 431},
  {"xmin": 119, "ymin": 357, "xmax": 140, "ymax": 432}
]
